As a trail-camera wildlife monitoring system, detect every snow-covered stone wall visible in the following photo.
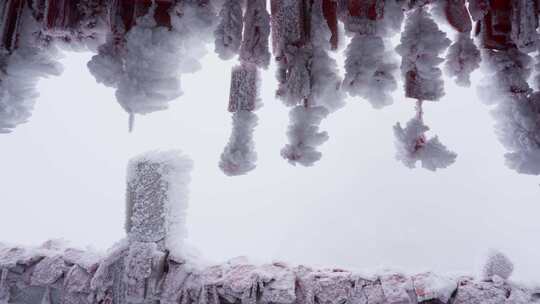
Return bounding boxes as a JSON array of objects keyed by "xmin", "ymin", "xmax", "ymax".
[{"xmin": 1, "ymin": 150, "xmax": 539, "ymax": 304}]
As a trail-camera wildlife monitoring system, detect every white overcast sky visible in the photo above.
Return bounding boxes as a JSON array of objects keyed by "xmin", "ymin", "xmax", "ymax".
[{"xmin": 1, "ymin": 48, "xmax": 539, "ymax": 284}]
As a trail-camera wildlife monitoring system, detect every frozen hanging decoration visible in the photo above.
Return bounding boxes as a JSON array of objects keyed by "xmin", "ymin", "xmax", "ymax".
[{"xmin": 0, "ymin": 0, "xmax": 539, "ymax": 176}]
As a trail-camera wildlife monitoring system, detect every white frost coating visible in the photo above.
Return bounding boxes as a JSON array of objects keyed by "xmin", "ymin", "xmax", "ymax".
[
  {"xmin": 309, "ymin": 0, "xmax": 345, "ymax": 113},
  {"xmin": 281, "ymin": 106, "xmax": 329, "ymax": 167},
  {"xmin": 279, "ymin": 0, "xmax": 344, "ymax": 167},
  {"xmin": 478, "ymin": 49, "xmax": 540, "ymax": 175},
  {"xmin": 494, "ymin": 93, "xmax": 540, "ymax": 175},
  {"xmin": 445, "ymin": 33, "xmax": 481, "ymax": 87},
  {"xmin": 0, "ymin": 10, "xmax": 63, "ymax": 133},
  {"xmin": 220, "ymin": 64, "xmax": 261, "ymax": 176},
  {"xmin": 477, "ymin": 49, "xmax": 532, "ymax": 106},
  {"xmin": 86, "ymin": 36, "xmax": 123, "ymax": 88},
  {"xmin": 467, "ymin": 0, "xmax": 489, "ymax": 22},
  {"xmin": 511, "ymin": 0, "xmax": 538, "ymax": 53},
  {"xmin": 214, "ymin": 0, "xmax": 244, "ymax": 60},
  {"xmin": 394, "ymin": 110, "xmax": 457, "ymax": 171},
  {"xmin": 126, "ymin": 150, "xmax": 194, "ymax": 257},
  {"xmin": 88, "ymin": 2, "xmax": 215, "ymax": 129},
  {"xmin": 412, "ymin": 272, "xmax": 457, "ymax": 303},
  {"xmin": 239, "ymin": 0, "xmax": 271, "ymax": 68},
  {"xmin": 480, "ymin": 249, "xmax": 514, "ymax": 281},
  {"xmin": 396, "ymin": 8, "xmax": 450, "ymax": 101},
  {"xmin": 220, "ymin": 111, "xmax": 258, "ymax": 176},
  {"xmin": 116, "ymin": 7, "xmax": 184, "ymax": 116},
  {"xmin": 344, "ymin": 34, "xmax": 398, "ymax": 108}
]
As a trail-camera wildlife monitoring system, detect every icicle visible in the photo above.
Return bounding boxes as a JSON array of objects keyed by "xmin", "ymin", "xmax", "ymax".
[{"xmin": 128, "ymin": 112, "xmax": 135, "ymax": 133}]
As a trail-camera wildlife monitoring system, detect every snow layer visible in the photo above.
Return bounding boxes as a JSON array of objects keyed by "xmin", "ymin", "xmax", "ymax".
[{"xmin": 0, "ymin": 240, "xmax": 536, "ymax": 304}]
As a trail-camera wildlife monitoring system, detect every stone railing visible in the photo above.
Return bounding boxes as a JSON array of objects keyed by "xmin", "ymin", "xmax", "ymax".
[{"xmin": 1, "ymin": 151, "xmax": 538, "ymax": 304}]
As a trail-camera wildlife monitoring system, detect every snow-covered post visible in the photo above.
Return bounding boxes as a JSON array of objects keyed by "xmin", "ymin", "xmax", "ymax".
[{"xmin": 126, "ymin": 150, "xmax": 193, "ymax": 253}]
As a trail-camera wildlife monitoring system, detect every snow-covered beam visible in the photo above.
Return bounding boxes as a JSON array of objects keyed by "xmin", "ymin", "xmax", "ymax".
[{"xmin": 1, "ymin": 151, "xmax": 539, "ymax": 303}]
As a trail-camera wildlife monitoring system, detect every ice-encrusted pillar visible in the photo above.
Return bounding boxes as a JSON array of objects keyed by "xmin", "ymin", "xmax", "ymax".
[
  {"xmin": 93, "ymin": 150, "xmax": 193, "ymax": 303},
  {"xmin": 125, "ymin": 150, "xmax": 193, "ymax": 252}
]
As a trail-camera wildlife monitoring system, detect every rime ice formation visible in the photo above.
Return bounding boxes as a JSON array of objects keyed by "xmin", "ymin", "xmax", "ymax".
[
  {"xmin": 393, "ymin": 102, "xmax": 457, "ymax": 171},
  {"xmin": 218, "ymin": 0, "xmax": 269, "ymax": 176},
  {"xmin": 214, "ymin": 0, "xmax": 243, "ymax": 60},
  {"xmin": 126, "ymin": 150, "xmax": 193, "ymax": 256},
  {"xmin": 273, "ymin": 0, "xmax": 345, "ymax": 167},
  {"xmin": 393, "ymin": 7, "xmax": 457, "ymax": 170},
  {"xmin": 87, "ymin": 1, "xmax": 216, "ymax": 131},
  {"xmin": 1, "ymin": 151, "xmax": 538, "ymax": 303},
  {"xmin": 2, "ymin": 0, "xmax": 540, "ymax": 175},
  {"xmin": 343, "ymin": 0, "xmax": 401, "ymax": 109},
  {"xmin": 480, "ymin": 249, "xmax": 514, "ymax": 281}
]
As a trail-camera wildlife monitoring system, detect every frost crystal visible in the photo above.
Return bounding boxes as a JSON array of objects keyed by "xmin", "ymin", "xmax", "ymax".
[
  {"xmin": 344, "ymin": 34, "xmax": 398, "ymax": 108},
  {"xmin": 445, "ymin": 33, "xmax": 481, "ymax": 87},
  {"xmin": 281, "ymin": 106, "xmax": 329, "ymax": 167},
  {"xmin": 481, "ymin": 250, "xmax": 514, "ymax": 281},
  {"xmin": 220, "ymin": 110, "xmax": 258, "ymax": 176},
  {"xmin": 239, "ymin": 0, "xmax": 271, "ymax": 68},
  {"xmin": 396, "ymin": 8, "xmax": 450, "ymax": 101},
  {"xmin": 394, "ymin": 104, "xmax": 457, "ymax": 171},
  {"xmin": 214, "ymin": 0, "xmax": 244, "ymax": 60}
]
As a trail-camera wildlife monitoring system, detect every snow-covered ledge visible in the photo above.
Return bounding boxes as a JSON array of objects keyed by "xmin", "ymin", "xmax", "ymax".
[{"xmin": 1, "ymin": 151, "xmax": 538, "ymax": 304}]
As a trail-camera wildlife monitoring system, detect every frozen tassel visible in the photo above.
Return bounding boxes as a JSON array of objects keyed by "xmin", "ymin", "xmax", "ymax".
[
  {"xmin": 444, "ymin": 33, "xmax": 481, "ymax": 87},
  {"xmin": 396, "ymin": 7, "xmax": 450, "ymax": 102},
  {"xmin": 220, "ymin": 110, "xmax": 258, "ymax": 176},
  {"xmin": 393, "ymin": 101, "xmax": 457, "ymax": 171},
  {"xmin": 344, "ymin": 33, "xmax": 398, "ymax": 108},
  {"xmin": 281, "ymin": 105, "xmax": 330, "ymax": 167},
  {"xmin": 239, "ymin": 0, "xmax": 271, "ymax": 68},
  {"xmin": 214, "ymin": 0, "xmax": 244, "ymax": 60},
  {"xmin": 220, "ymin": 63, "xmax": 260, "ymax": 176},
  {"xmin": 510, "ymin": 0, "xmax": 539, "ymax": 53}
]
